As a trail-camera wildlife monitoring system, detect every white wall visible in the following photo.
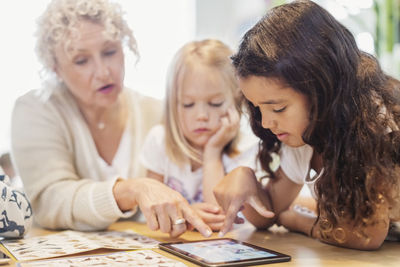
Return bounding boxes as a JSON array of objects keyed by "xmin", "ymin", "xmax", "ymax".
[{"xmin": 196, "ymin": 0, "xmax": 267, "ymax": 50}]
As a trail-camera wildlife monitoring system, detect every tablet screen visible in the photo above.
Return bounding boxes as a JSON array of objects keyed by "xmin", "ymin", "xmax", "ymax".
[
  {"xmin": 159, "ymin": 238, "xmax": 290, "ymax": 266},
  {"xmin": 171, "ymin": 239, "xmax": 276, "ymax": 262}
]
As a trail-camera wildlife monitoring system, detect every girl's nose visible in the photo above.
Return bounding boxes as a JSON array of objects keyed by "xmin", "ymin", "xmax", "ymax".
[
  {"xmin": 196, "ymin": 104, "xmax": 209, "ymax": 121},
  {"xmin": 262, "ymin": 117, "xmax": 277, "ymax": 129}
]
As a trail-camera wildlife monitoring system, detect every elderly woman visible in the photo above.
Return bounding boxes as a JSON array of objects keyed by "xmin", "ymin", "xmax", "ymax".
[{"xmin": 11, "ymin": 0, "xmax": 211, "ymax": 238}]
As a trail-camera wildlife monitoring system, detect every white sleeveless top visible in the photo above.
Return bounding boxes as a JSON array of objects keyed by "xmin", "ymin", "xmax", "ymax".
[
  {"xmin": 279, "ymin": 143, "xmax": 324, "ymax": 199},
  {"xmin": 96, "ymin": 120, "xmax": 132, "ymax": 181}
]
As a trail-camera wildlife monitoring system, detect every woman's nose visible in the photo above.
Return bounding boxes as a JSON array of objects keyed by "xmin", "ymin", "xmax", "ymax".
[{"xmin": 94, "ymin": 59, "xmax": 110, "ymax": 80}]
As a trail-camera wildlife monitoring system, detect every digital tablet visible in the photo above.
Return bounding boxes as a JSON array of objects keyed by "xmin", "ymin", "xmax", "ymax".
[{"xmin": 159, "ymin": 238, "xmax": 291, "ymax": 267}]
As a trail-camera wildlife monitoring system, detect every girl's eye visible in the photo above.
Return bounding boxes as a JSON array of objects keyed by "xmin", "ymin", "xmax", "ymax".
[
  {"xmin": 183, "ymin": 103, "xmax": 194, "ymax": 108},
  {"xmin": 273, "ymin": 106, "xmax": 286, "ymax": 113},
  {"xmin": 209, "ymin": 101, "xmax": 224, "ymax": 107}
]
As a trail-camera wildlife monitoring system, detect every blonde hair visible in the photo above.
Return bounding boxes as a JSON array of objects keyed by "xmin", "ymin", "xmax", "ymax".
[
  {"xmin": 164, "ymin": 39, "xmax": 242, "ymax": 165},
  {"xmin": 35, "ymin": 0, "xmax": 137, "ymax": 79}
]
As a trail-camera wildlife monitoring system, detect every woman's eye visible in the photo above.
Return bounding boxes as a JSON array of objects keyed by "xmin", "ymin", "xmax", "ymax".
[
  {"xmin": 103, "ymin": 49, "xmax": 116, "ymax": 57},
  {"xmin": 183, "ymin": 103, "xmax": 194, "ymax": 108},
  {"xmin": 273, "ymin": 106, "xmax": 286, "ymax": 113},
  {"xmin": 209, "ymin": 101, "xmax": 224, "ymax": 107},
  {"xmin": 74, "ymin": 58, "xmax": 88, "ymax": 65}
]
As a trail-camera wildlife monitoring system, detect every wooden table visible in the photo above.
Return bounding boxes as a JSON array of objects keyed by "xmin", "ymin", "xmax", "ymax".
[{"xmin": 2, "ymin": 221, "xmax": 400, "ymax": 266}]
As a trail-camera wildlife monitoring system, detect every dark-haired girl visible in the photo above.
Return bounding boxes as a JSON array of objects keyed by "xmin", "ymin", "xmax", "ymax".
[{"xmin": 214, "ymin": 0, "xmax": 400, "ymax": 250}]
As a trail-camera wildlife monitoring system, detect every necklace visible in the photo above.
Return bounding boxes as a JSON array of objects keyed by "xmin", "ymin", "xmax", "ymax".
[{"xmin": 97, "ymin": 121, "xmax": 105, "ymax": 130}]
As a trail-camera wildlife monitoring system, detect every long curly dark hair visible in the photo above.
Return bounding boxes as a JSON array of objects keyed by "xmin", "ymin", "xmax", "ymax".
[{"xmin": 232, "ymin": 0, "xmax": 400, "ymax": 238}]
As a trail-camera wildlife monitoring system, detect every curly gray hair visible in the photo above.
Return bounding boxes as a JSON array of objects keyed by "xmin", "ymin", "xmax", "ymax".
[{"xmin": 36, "ymin": 0, "xmax": 138, "ymax": 77}]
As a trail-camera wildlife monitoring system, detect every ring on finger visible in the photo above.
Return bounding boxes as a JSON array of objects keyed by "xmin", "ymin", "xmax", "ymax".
[{"xmin": 173, "ymin": 218, "xmax": 186, "ymax": 225}]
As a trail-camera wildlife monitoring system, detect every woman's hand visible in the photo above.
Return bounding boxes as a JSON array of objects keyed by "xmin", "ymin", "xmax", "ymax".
[
  {"xmin": 204, "ymin": 107, "xmax": 240, "ymax": 158},
  {"xmin": 213, "ymin": 167, "xmax": 275, "ymax": 236},
  {"xmin": 191, "ymin": 202, "xmax": 226, "ymax": 231},
  {"xmin": 113, "ymin": 178, "xmax": 212, "ymax": 238}
]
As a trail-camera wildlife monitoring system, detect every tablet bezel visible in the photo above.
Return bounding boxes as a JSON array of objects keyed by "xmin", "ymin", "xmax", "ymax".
[{"xmin": 158, "ymin": 238, "xmax": 291, "ymax": 267}]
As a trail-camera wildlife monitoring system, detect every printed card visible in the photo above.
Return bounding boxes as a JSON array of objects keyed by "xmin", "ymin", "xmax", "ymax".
[
  {"xmin": 16, "ymin": 250, "xmax": 187, "ymax": 267},
  {"xmin": 1, "ymin": 230, "xmax": 159, "ymax": 261}
]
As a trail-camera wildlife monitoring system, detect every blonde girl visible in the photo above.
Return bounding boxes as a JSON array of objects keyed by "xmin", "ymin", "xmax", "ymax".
[{"xmin": 140, "ymin": 39, "xmax": 258, "ymax": 230}]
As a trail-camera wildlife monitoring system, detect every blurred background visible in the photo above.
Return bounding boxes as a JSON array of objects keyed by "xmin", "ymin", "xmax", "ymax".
[{"xmin": 0, "ymin": 0, "xmax": 399, "ymax": 154}]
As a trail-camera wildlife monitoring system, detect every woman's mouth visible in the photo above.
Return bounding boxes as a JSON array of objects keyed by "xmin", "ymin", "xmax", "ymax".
[{"xmin": 97, "ymin": 84, "xmax": 114, "ymax": 94}]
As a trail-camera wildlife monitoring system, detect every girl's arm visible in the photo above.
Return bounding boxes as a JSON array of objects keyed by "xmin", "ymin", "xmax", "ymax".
[
  {"xmin": 146, "ymin": 170, "xmax": 164, "ymax": 183},
  {"xmin": 214, "ymin": 166, "xmax": 302, "ymax": 235},
  {"xmin": 202, "ymin": 108, "xmax": 240, "ymax": 204},
  {"xmin": 243, "ymin": 168, "xmax": 303, "ymax": 228},
  {"xmin": 279, "ymin": 200, "xmax": 389, "ymax": 250},
  {"xmin": 202, "ymin": 149, "xmax": 225, "ymax": 205},
  {"xmin": 201, "ymin": 150, "xmax": 228, "ymax": 230},
  {"xmin": 271, "ymin": 168, "xmax": 389, "ymax": 250}
]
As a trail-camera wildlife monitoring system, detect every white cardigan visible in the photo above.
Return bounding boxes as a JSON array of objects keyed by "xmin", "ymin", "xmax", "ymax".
[{"xmin": 11, "ymin": 86, "xmax": 162, "ymax": 231}]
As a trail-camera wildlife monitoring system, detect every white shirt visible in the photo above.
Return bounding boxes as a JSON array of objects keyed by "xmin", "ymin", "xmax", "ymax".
[
  {"xmin": 279, "ymin": 143, "xmax": 322, "ymax": 199},
  {"xmin": 97, "ymin": 119, "xmax": 132, "ymax": 181},
  {"xmin": 139, "ymin": 125, "xmax": 259, "ymax": 203}
]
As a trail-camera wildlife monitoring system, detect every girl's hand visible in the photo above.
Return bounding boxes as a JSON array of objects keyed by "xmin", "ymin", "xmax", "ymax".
[
  {"xmin": 191, "ymin": 202, "xmax": 226, "ymax": 231},
  {"xmin": 204, "ymin": 107, "xmax": 240, "ymax": 158},
  {"xmin": 213, "ymin": 167, "xmax": 275, "ymax": 236}
]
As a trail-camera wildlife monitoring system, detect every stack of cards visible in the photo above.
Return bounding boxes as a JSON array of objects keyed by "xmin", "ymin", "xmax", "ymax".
[
  {"xmin": 1, "ymin": 229, "xmax": 186, "ymax": 266},
  {"xmin": 17, "ymin": 250, "xmax": 187, "ymax": 267}
]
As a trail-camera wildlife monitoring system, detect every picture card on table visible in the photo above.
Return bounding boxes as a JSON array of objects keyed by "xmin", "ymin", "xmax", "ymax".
[
  {"xmin": 16, "ymin": 250, "xmax": 187, "ymax": 267},
  {"xmin": 1, "ymin": 230, "xmax": 159, "ymax": 262}
]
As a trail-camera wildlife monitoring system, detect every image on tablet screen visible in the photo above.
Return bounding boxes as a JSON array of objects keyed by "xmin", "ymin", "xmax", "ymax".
[{"xmin": 170, "ymin": 239, "xmax": 277, "ymax": 263}]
